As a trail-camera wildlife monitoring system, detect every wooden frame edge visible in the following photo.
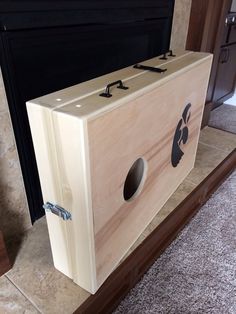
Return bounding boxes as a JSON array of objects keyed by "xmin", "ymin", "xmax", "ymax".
[
  {"xmin": 0, "ymin": 231, "xmax": 11, "ymax": 276},
  {"xmin": 75, "ymin": 149, "xmax": 236, "ymax": 314}
]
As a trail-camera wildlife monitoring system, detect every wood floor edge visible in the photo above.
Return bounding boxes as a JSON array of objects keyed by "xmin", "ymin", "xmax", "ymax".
[
  {"xmin": 75, "ymin": 149, "xmax": 236, "ymax": 314},
  {"xmin": 0, "ymin": 231, "xmax": 11, "ymax": 276}
]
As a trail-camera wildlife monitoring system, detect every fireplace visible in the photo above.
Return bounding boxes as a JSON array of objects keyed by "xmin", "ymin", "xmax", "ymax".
[{"xmin": 0, "ymin": 1, "xmax": 175, "ymax": 222}]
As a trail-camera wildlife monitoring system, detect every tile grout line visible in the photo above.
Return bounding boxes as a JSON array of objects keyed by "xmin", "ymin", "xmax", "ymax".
[
  {"xmin": 5, "ymin": 274, "xmax": 43, "ymax": 314},
  {"xmin": 185, "ymin": 141, "xmax": 234, "ymax": 186},
  {"xmin": 184, "ymin": 178, "xmax": 199, "ymax": 186},
  {"xmin": 183, "ymin": 179, "xmax": 197, "ymax": 187},
  {"xmin": 199, "ymin": 140, "xmax": 232, "ymax": 153}
]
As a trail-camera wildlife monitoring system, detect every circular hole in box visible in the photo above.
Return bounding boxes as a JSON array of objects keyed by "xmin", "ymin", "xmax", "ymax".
[{"xmin": 123, "ymin": 158, "xmax": 147, "ymax": 202}]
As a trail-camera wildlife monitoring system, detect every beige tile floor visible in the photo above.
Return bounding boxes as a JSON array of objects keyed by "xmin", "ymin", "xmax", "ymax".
[{"xmin": 1, "ymin": 127, "xmax": 236, "ymax": 314}]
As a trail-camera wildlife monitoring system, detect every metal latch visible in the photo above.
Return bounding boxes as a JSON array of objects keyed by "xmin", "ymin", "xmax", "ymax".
[{"xmin": 43, "ymin": 202, "xmax": 72, "ymax": 221}]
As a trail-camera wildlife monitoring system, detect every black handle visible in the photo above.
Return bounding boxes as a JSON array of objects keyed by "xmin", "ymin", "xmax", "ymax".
[
  {"xmin": 99, "ymin": 80, "xmax": 129, "ymax": 98},
  {"xmin": 159, "ymin": 53, "xmax": 167, "ymax": 60},
  {"xmin": 159, "ymin": 50, "xmax": 176, "ymax": 60},
  {"xmin": 133, "ymin": 64, "xmax": 167, "ymax": 73},
  {"xmin": 168, "ymin": 50, "xmax": 176, "ymax": 57}
]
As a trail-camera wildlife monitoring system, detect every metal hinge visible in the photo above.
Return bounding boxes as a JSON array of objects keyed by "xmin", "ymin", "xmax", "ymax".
[{"xmin": 43, "ymin": 202, "xmax": 72, "ymax": 221}]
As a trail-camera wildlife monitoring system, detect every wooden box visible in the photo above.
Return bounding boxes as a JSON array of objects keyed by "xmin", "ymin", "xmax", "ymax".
[{"xmin": 27, "ymin": 50, "xmax": 212, "ymax": 293}]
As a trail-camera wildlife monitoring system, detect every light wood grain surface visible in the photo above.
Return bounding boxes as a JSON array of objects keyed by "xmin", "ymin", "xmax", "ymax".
[{"xmin": 27, "ymin": 51, "xmax": 212, "ymax": 293}]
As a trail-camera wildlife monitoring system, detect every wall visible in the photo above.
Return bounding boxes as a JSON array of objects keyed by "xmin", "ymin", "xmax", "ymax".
[
  {"xmin": 170, "ymin": 0, "xmax": 192, "ymax": 50},
  {"xmin": 0, "ymin": 69, "xmax": 31, "ymax": 240}
]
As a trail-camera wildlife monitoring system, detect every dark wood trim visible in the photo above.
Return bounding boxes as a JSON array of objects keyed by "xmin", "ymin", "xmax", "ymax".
[
  {"xmin": 0, "ymin": 231, "xmax": 11, "ymax": 276},
  {"xmin": 207, "ymin": 0, "xmax": 233, "ymax": 103},
  {"xmin": 186, "ymin": 0, "xmax": 222, "ymax": 53},
  {"xmin": 186, "ymin": 0, "xmax": 209, "ymax": 52},
  {"xmin": 199, "ymin": 1, "xmax": 223, "ymax": 53},
  {"xmin": 75, "ymin": 149, "xmax": 236, "ymax": 314},
  {"xmin": 201, "ymin": 101, "xmax": 213, "ymax": 129},
  {"xmin": 187, "ymin": 0, "xmax": 233, "ymax": 125},
  {"xmin": 187, "ymin": 0, "xmax": 232, "ymax": 101}
]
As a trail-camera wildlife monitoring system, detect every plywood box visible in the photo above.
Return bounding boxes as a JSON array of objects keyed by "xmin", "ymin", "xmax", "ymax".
[{"xmin": 27, "ymin": 50, "xmax": 212, "ymax": 293}]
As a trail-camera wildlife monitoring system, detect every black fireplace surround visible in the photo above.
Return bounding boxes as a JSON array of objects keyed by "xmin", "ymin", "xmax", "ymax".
[{"xmin": 0, "ymin": 1, "xmax": 175, "ymax": 222}]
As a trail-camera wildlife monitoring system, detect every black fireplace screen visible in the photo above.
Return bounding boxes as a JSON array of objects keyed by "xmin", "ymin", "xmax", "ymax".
[{"xmin": 0, "ymin": 1, "xmax": 175, "ymax": 222}]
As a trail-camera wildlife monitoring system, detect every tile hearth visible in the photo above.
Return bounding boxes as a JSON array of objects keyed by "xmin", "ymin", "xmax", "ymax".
[{"xmin": 1, "ymin": 127, "xmax": 236, "ymax": 314}]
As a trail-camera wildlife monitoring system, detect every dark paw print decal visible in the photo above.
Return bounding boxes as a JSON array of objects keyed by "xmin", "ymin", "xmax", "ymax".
[{"xmin": 171, "ymin": 103, "xmax": 191, "ymax": 167}]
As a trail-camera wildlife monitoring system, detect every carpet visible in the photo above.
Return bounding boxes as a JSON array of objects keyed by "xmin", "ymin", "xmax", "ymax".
[
  {"xmin": 209, "ymin": 104, "xmax": 236, "ymax": 134},
  {"xmin": 113, "ymin": 170, "xmax": 236, "ymax": 314}
]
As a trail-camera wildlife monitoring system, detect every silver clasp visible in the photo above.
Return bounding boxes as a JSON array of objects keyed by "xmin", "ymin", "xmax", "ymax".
[{"xmin": 43, "ymin": 202, "xmax": 72, "ymax": 221}]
